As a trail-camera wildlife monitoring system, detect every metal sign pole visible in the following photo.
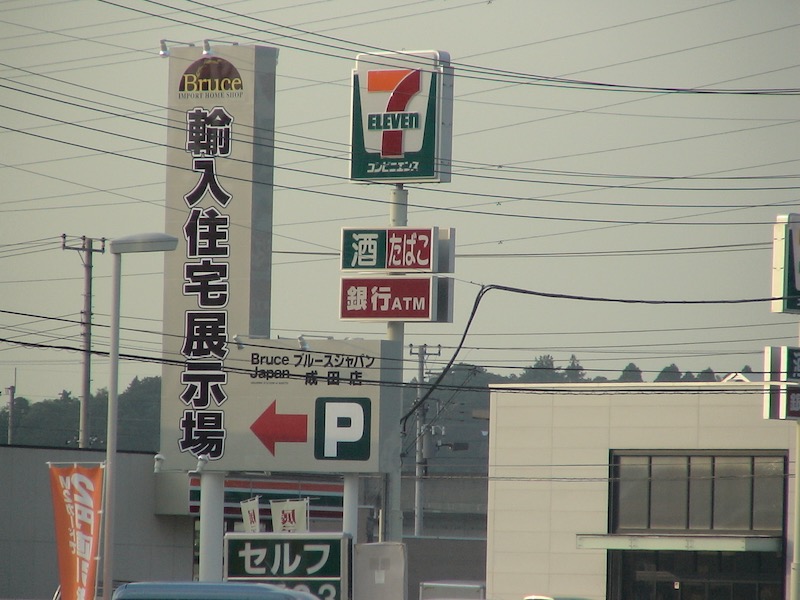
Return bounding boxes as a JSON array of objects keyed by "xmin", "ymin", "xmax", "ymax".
[{"xmin": 385, "ymin": 183, "xmax": 408, "ymax": 542}]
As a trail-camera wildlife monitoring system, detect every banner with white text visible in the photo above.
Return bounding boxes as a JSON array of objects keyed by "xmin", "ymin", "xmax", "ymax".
[{"xmin": 48, "ymin": 463, "xmax": 105, "ymax": 600}]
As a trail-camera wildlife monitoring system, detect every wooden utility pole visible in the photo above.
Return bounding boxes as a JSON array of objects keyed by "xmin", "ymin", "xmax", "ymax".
[
  {"xmin": 6, "ymin": 384, "xmax": 15, "ymax": 444},
  {"xmin": 62, "ymin": 235, "xmax": 106, "ymax": 448}
]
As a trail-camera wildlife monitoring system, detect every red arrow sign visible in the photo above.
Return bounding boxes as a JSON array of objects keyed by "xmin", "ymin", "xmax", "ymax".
[{"xmin": 250, "ymin": 401, "xmax": 308, "ymax": 456}]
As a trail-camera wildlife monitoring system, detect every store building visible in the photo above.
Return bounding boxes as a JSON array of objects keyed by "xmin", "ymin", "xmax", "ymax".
[{"xmin": 486, "ymin": 377, "xmax": 793, "ymax": 600}]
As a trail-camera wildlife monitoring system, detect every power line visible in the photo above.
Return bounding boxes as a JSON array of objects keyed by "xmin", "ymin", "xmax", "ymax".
[
  {"xmin": 100, "ymin": 0, "xmax": 800, "ymax": 95},
  {"xmin": 4, "ymin": 80, "xmax": 796, "ymax": 203},
  {"xmin": 4, "ymin": 121, "xmax": 795, "ymax": 228},
  {"xmin": 0, "ymin": 334, "xmax": 774, "ymax": 398}
]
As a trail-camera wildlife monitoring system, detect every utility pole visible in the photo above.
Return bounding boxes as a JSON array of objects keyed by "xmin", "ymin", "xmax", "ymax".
[
  {"xmin": 62, "ymin": 235, "xmax": 106, "ymax": 448},
  {"xmin": 410, "ymin": 343, "xmax": 441, "ymax": 536},
  {"xmin": 6, "ymin": 383, "xmax": 15, "ymax": 445}
]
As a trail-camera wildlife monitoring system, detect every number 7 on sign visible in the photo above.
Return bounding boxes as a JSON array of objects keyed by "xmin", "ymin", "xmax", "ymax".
[{"xmin": 367, "ymin": 69, "xmax": 421, "ymax": 157}]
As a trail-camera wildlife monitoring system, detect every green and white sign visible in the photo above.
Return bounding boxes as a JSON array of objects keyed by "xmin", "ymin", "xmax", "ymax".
[
  {"xmin": 350, "ymin": 50, "xmax": 453, "ymax": 183},
  {"xmin": 764, "ymin": 346, "xmax": 800, "ymax": 382},
  {"xmin": 226, "ymin": 533, "xmax": 350, "ymax": 600},
  {"xmin": 341, "ymin": 227, "xmax": 438, "ymax": 272},
  {"xmin": 771, "ymin": 214, "xmax": 800, "ymax": 313},
  {"xmin": 763, "ymin": 346, "xmax": 800, "ymax": 420}
]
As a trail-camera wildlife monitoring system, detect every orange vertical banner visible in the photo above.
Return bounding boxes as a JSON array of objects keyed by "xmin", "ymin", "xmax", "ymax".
[{"xmin": 49, "ymin": 463, "xmax": 105, "ymax": 600}]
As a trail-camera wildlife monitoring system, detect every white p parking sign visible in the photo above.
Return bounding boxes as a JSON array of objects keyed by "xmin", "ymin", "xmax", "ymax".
[{"xmin": 314, "ymin": 398, "xmax": 371, "ymax": 461}]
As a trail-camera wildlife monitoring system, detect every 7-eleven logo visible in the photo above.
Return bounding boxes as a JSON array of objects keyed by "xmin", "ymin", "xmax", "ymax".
[{"xmin": 366, "ymin": 69, "xmax": 422, "ymax": 158}]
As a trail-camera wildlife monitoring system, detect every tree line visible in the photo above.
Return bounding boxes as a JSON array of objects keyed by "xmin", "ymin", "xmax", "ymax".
[
  {"xmin": 510, "ymin": 354, "xmax": 745, "ymax": 384},
  {"xmin": 0, "ymin": 357, "xmax": 752, "ymax": 450},
  {"xmin": 0, "ymin": 376, "xmax": 159, "ymax": 450}
]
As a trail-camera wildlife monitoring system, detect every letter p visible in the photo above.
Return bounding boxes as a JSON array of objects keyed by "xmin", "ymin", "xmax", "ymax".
[{"xmin": 314, "ymin": 398, "xmax": 371, "ymax": 461}]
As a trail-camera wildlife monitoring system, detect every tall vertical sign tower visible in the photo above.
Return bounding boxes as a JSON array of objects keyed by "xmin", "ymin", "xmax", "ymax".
[
  {"xmin": 160, "ymin": 44, "xmax": 278, "ymax": 469},
  {"xmin": 348, "ymin": 50, "xmax": 455, "ymax": 543}
]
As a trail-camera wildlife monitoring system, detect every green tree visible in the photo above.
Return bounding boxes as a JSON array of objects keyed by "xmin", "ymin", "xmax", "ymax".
[
  {"xmin": 520, "ymin": 355, "xmax": 564, "ymax": 383},
  {"xmin": 16, "ymin": 390, "xmax": 79, "ymax": 446},
  {"xmin": 92, "ymin": 376, "xmax": 161, "ymax": 452},
  {"xmin": 0, "ymin": 396, "xmax": 30, "ymax": 444},
  {"xmin": 119, "ymin": 376, "xmax": 161, "ymax": 452},
  {"xmin": 564, "ymin": 354, "xmax": 586, "ymax": 383},
  {"xmin": 655, "ymin": 364, "xmax": 682, "ymax": 382},
  {"xmin": 696, "ymin": 368, "xmax": 717, "ymax": 382},
  {"xmin": 0, "ymin": 377, "xmax": 161, "ymax": 450},
  {"xmin": 617, "ymin": 363, "xmax": 643, "ymax": 383}
]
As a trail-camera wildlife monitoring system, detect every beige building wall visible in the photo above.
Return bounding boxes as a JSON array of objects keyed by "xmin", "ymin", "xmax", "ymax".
[{"xmin": 486, "ymin": 382, "xmax": 795, "ymax": 600}]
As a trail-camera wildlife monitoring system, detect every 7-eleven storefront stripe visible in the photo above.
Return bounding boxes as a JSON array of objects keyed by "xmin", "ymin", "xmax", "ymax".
[{"xmin": 367, "ymin": 69, "xmax": 421, "ymax": 157}]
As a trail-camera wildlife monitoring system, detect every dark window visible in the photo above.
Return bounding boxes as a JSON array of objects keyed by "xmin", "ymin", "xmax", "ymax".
[
  {"xmin": 713, "ymin": 456, "xmax": 751, "ymax": 530},
  {"xmin": 611, "ymin": 451, "xmax": 786, "ymax": 534},
  {"xmin": 689, "ymin": 456, "xmax": 713, "ymax": 529},
  {"xmin": 650, "ymin": 456, "xmax": 688, "ymax": 529},
  {"xmin": 612, "ymin": 550, "xmax": 784, "ymax": 600},
  {"xmin": 617, "ymin": 456, "xmax": 649, "ymax": 529},
  {"xmin": 753, "ymin": 456, "xmax": 784, "ymax": 530}
]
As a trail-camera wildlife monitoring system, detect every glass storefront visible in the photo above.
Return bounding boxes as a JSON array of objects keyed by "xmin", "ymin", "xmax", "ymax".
[
  {"xmin": 609, "ymin": 550, "xmax": 783, "ymax": 600},
  {"xmin": 607, "ymin": 451, "xmax": 787, "ymax": 599}
]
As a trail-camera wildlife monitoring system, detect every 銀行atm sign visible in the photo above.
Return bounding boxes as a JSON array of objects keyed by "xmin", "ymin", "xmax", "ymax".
[
  {"xmin": 340, "ymin": 276, "xmax": 447, "ymax": 321},
  {"xmin": 342, "ymin": 227, "xmax": 438, "ymax": 272}
]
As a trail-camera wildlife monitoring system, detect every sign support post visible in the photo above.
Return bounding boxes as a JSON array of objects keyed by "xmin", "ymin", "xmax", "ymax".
[
  {"xmin": 793, "ymin": 399, "xmax": 800, "ymax": 600},
  {"xmin": 343, "ymin": 473, "xmax": 359, "ymax": 539},
  {"xmin": 385, "ymin": 183, "xmax": 407, "ymax": 542},
  {"xmin": 199, "ymin": 471, "xmax": 225, "ymax": 581}
]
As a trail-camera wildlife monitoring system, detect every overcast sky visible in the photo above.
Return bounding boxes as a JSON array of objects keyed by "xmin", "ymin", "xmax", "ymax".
[{"xmin": 2, "ymin": 0, "xmax": 799, "ymax": 405}]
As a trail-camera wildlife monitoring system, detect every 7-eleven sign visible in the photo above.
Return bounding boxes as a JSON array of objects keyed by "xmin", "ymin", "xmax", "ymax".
[{"xmin": 350, "ymin": 50, "xmax": 453, "ymax": 183}]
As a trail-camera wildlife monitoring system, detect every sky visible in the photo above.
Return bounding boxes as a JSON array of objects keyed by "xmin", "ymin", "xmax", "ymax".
[{"xmin": 1, "ymin": 0, "xmax": 799, "ymax": 405}]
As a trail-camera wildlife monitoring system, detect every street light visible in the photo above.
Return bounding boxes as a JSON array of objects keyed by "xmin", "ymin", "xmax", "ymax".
[{"xmin": 102, "ymin": 233, "xmax": 177, "ymax": 600}]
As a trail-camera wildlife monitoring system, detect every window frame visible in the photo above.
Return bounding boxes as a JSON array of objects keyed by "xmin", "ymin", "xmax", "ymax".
[{"xmin": 609, "ymin": 450, "xmax": 787, "ymax": 535}]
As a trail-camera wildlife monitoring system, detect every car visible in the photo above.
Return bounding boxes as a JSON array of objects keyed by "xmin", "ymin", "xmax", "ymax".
[{"xmin": 111, "ymin": 582, "xmax": 318, "ymax": 600}]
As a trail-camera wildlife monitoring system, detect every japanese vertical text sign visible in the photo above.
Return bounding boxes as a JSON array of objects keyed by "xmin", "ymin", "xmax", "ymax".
[
  {"xmin": 350, "ymin": 50, "xmax": 453, "ymax": 183},
  {"xmin": 225, "ymin": 532, "xmax": 350, "ymax": 600},
  {"xmin": 160, "ymin": 45, "xmax": 278, "ymax": 472},
  {"xmin": 771, "ymin": 214, "xmax": 800, "ymax": 313},
  {"xmin": 48, "ymin": 463, "xmax": 104, "ymax": 600},
  {"xmin": 764, "ymin": 346, "xmax": 800, "ymax": 419}
]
